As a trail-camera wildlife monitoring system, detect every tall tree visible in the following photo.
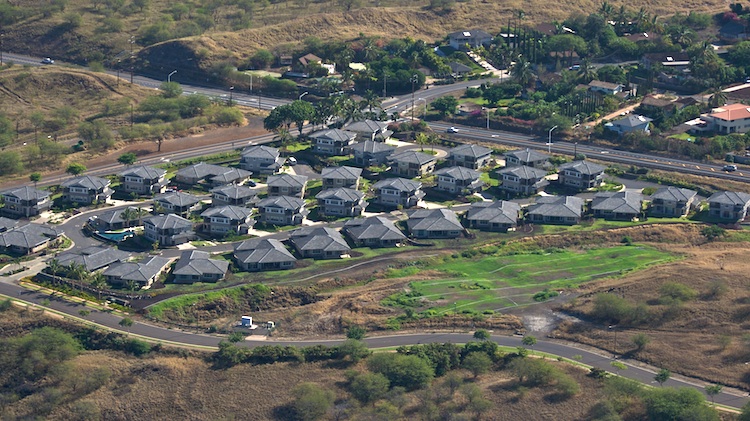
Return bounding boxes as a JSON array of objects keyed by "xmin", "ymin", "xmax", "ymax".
[{"xmin": 29, "ymin": 172, "xmax": 41, "ymax": 188}]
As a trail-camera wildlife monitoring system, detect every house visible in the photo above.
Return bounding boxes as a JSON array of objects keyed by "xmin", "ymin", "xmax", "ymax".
[
  {"xmin": 103, "ymin": 255, "xmax": 171, "ymax": 289},
  {"xmin": 350, "ymin": 140, "xmax": 396, "ymax": 167},
  {"xmin": 527, "ymin": 196, "xmax": 585, "ymax": 225},
  {"xmin": 641, "ymin": 52, "xmax": 690, "ymax": 70},
  {"xmin": 640, "ymin": 96, "xmax": 678, "ymax": 116},
  {"xmin": 649, "ymin": 186, "xmax": 697, "ymax": 217},
  {"xmin": 464, "ymin": 201, "xmax": 521, "ymax": 232},
  {"xmin": 143, "ymin": 214, "xmax": 196, "ymax": 247},
  {"xmin": 61, "ymin": 175, "xmax": 113, "ymax": 205},
  {"xmin": 316, "ymin": 188, "xmax": 367, "ymax": 217},
  {"xmin": 588, "ymin": 80, "xmax": 623, "ymax": 96},
  {"xmin": 289, "ymin": 227, "xmax": 351, "ymax": 259},
  {"xmin": 605, "ymin": 114, "xmax": 653, "ymax": 135},
  {"xmin": 88, "ymin": 206, "xmax": 146, "ymax": 231},
  {"xmin": 298, "ymin": 52, "xmax": 322, "ymax": 66},
  {"xmin": 720, "ymin": 21, "xmax": 749, "ymax": 42},
  {"xmin": 322, "ymin": 166, "xmax": 362, "ymax": 189},
  {"xmin": 200, "ymin": 205, "xmax": 255, "ymax": 236},
  {"xmin": 591, "ymin": 191, "xmax": 644, "ymax": 221},
  {"xmin": 0, "ymin": 217, "xmax": 17, "ymax": 233},
  {"xmin": 310, "ymin": 129, "xmax": 358, "ymax": 155},
  {"xmin": 434, "ymin": 167, "xmax": 484, "ymax": 194},
  {"xmin": 256, "ymin": 196, "xmax": 308, "ymax": 225},
  {"xmin": 448, "ymin": 30, "xmax": 493, "ymax": 50},
  {"xmin": 267, "ymin": 173, "xmax": 308, "ymax": 198},
  {"xmin": 211, "ymin": 184, "xmax": 258, "ymax": 207},
  {"xmin": 345, "ymin": 120, "xmax": 393, "ymax": 142},
  {"xmin": 1, "ymin": 186, "xmax": 51, "ymax": 218},
  {"xmin": 0, "ymin": 223, "xmax": 63, "ymax": 255},
  {"xmin": 342, "ymin": 216, "xmax": 406, "ymax": 248},
  {"xmin": 707, "ymin": 191, "xmax": 750, "ymax": 221},
  {"xmin": 175, "ymin": 162, "xmax": 230, "ymax": 185},
  {"xmin": 57, "ymin": 246, "xmax": 130, "ymax": 272},
  {"xmin": 700, "ymin": 104, "xmax": 750, "ymax": 134},
  {"xmin": 239, "ymin": 145, "xmax": 284, "ymax": 174},
  {"xmin": 504, "ymin": 148, "xmax": 550, "ymax": 168},
  {"xmin": 371, "ymin": 178, "xmax": 425, "ymax": 208},
  {"xmin": 234, "ymin": 238, "xmax": 297, "ymax": 272},
  {"xmin": 406, "ymin": 208, "xmax": 463, "ymax": 239},
  {"xmin": 497, "ymin": 165, "xmax": 549, "ymax": 196},
  {"xmin": 558, "ymin": 161, "xmax": 606, "ymax": 191},
  {"xmin": 118, "ymin": 165, "xmax": 168, "ymax": 196},
  {"xmin": 208, "ymin": 168, "xmax": 253, "ymax": 186},
  {"xmin": 153, "ymin": 192, "xmax": 202, "ymax": 216},
  {"xmin": 388, "ymin": 150, "xmax": 436, "ymax": 178},
  {"xmin": 448, "ymin": 62, "xmax": 473, "ymax": 77},
  {"xmin": 172, "ymin": 250, "xmax": 229, "ymax": 284},
  {"xmin": 448, "ymin": 144, "xmax": 493, "ymax": 169}
]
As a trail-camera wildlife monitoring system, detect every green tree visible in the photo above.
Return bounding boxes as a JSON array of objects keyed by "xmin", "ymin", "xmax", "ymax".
[
  {"xmin": 228, "ymin": 331, "xmax": 245, "ymax": 343},
  {"xmin": 522, "ymin": 335, "xmax": 537, "ymax": 349},
  {"xmin": 337, "ymin": 339, "xmax": 370, "ymax": 363},
  {"xmin": 291, "ymin": 383, "xmax": 335, "ymax": 421},
  {"xmin": 118, "ymin": 152, "xmax": 138, "ymax": 166},
  {"xmin": 160, "ymin": 81, "xmax": 183, "ymax": 99},
  {"xmin": 1, "ymin": 327, "xmax": 82, "ymax": 382},
  {"xmin": 29, "ymin": 172, "xmax": 41, "ymax": 188},
  {"xmin": 430, "ymin": 96, "xmax": 458, "ymax": 118},
  {"xmin": 119, "ymin": 317, "xmax": 134, "ymax": 332},
  {"xmin": 644, "ymin": 387, "xmax": 718, "ymax": 421},
  {"xmin": 0, "ymin": 151, "xmax": 24, "ymax": 176},
  {"xmin": 610, "ymin": 360, "xmax": 627, "ymax": 374},
  {"xmin": 740, "ymin": 401, "xmax": 750, "ymax": 421},
  {"xmin": 510, "ymin": 59, "xmax": 534, "ymax": 89},
  {"xmin": 346, "ymin": 325, "xmax": 366, "ymax": 340},
  {"xmin": 631, "ymin": 333, "xmax": 650, "ymax": 353},
  {"xmin": 66, "ymin": 162, "xmax": 87, "ymax": 176},
  {"xmin": 78, "ymin": 120, "xmax": 114, "ymax": 151},
  {"xmin": 367, "ymin": 353, "xmax": 435, "ymax": 391},
  {"xmin": 701, "ymin": 225, "xmax": 727, "ymax": 241},
  {"xmin": 473, "ymin": 329, "xmax": 491, "ymax": 341},
  {"xmin": 461, "ymin": 352, "xmax": 493, "ymax": 379},
  {"xmin": 705, "ymin": 384, "xmax": 722, "ymax": 406},
  {"xmin": 249, "ymin": 49, "xmax": 274, "ymax": 69},
  {"xmin": 654, "ymin": 368, "xmax": 671, "ymax": 386},
  {"xmin": 348, "ymin": 372, "xmax": 390, "ymax": 405}
]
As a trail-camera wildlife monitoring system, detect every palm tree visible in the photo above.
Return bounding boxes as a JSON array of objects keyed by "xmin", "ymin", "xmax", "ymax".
[
  {"xmin": 709, "ymin": 89, "xmax": 728, "ymax": 107},
  {"xmin": 360, "ymin": 90, "xmax": 382, "ymax": 118},
  {"xmin": 511, "ymin": 59, "xmax": 534, "ymax": 89},
  {"xmin": 90, "ymin": 272, "xmax": 107, "ymax": 301},
  {"xmin": 599, "ymin": 1, "xmax": 613, "ymax": 19},
  {"xmin": 578, "ymin": 59, "xmax": 597, "ymax": 83},
  {"xmin": 47, "ymin": 258, "xmax": 62, "ymax": 277},
  {"xmin": 415, "ymin": 132, "xmax": 430, "ymax": 151},
  {"xmin": 273, "ymin": 127, "xmax": 294, "ymax": 153}
]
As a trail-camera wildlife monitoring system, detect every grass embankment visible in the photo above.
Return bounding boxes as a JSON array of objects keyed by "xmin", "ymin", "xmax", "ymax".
[{"xmin": 383, "ymin": 245, "xmax": 677, "ymax": 315}]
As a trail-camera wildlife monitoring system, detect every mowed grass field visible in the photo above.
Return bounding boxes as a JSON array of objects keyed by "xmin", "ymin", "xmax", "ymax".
[{"xmin": 387, "ymin": 246, "xmax": 676, "ymax": 314}]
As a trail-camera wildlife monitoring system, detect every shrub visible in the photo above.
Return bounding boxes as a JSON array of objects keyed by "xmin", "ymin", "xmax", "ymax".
[
  {"xmin": 533, "ymin": 288, "xmax": 560, "ymax": 302},
  {"xmin": 659, "ymin": 282, "xmax": 697, "ymax": 305},
  {"xmin": 366, "ymin": 353, "xmax": 435, "ymax": 390},
  {"xmin": 701, "ymin": 225, "xmax": 727, "ymax": 241}
]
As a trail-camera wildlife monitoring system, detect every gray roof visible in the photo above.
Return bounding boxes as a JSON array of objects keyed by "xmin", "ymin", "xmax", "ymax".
[
  {"xmin": 343, "ymin": 216, "xmax": 406, "ymax": 242},
  {"xmin": 449, "ymin": 144, "xmax": 492, "ymax": 159},
  {"xmin": 211, "ymin": 185, "xmax": 258, "ymax": 200},
  {"xmin": 143, "ymin": 214, "xmax": 193, "ymax": 230},
  {"xmin": 559, "ymin": 160, "xmax": 607, "ymax": 175},
  {"xmin": 2, "ymin": 186, "xmax": 50, "ymax": 201},
  {"xmin": 176, "ymin": 162, "xmax": 229, "ymax": 180},
  {"xmin": 61, "ymin": 175, "xmax": 111, "ymax": 190},
  {"xmin": 241, "ymin": 145, "xmax": 280, "ymax": 159},
  {"xmin": 93, "ymin": 206, "xmax": 144, "ymax": 226},
  {"xmin": 155, "ymin": 192, "xmax": 202, "ymax": 207},
  {"xmin": 465, "ymin": 201, "xmax": 521, "ymax": 225},
  {"xmin": 57, "ymin": 246, "xmax": 130, "ymax": 272},
  {"xmin": 527, "ymin": 196, "xmax": 584, "ymax": 218},
  {"xmin": 651, "ymin": 186, "xmax": 697, "ymax": 202},
  {"xmin": 310, "ymin": 128, "xmax": 358, "ymax": 142},
  {"xmin": 234, "ymin": 238, "xmax": 296, "ymax": 265},
  {"xmin": 592, "ymin": 191, "xmax": 643, "ymax": 214},
  {"xmin": 119, "ymin": 165, "xmax": 166, "ymax": 179},
  {"xmin": 201, "ymin": 205, "xmax": 254, "ymax": 221},
  {"xmin": 321, "ymin": 166, "xmax": 362, "ymax": 180},
  {"xmin": 350, "ymin": 140, "xmax": 396, "ymax": 154},
  {"xmin": 449, "ymin": 62, "xmax": 472, "ymax": 73},
  {"xmin": 708, "ymin": 191, "xmax": 750, "ymax": 206},
  {"xmin": 209, "ymin": 168, "xmax": 253, "ymax": 184},
  {"xmin": 435, "ymin": 166, "xmax": 482, "ymax": 181},
  {"xmin": 611, "ymin": 114, "xmax": 653, "ymax": 128},
  {"xmin": 389, "ymin": 150, "xmax": 436, "ymax": 166},
  {"xmin": 345, "ymin": 120, "xmax": 390, "ymax": 133},
  {"xmin": 172, "ymin": 250, "xmax": 229, "ymax": 277},
  {"xmin": 103, "ymin": 256, "xmax": 170, "ymax": 283},
  {"xmin": 406, "ymin": 208, "xmax": 463, "ymax": 232},
  {"xmin": 498, "ymin": 165, "xmax": 548, "ymax": 179},
  {"xmin": 267, "ymin": 173, "xmax": 308, "ymax": 189},
  {"xmin": 316, "ymin": 187, "xmax": 365, "ymax": 202},
  {"xmin": 448, "ymin": 29, "xmax": 493, "ymax": 39},
  {"xmin": 0, "ymin": 217, "xmax": 18, "ymax": 232},
  {"xmin": 372, "ymin": 177, "xmax": 422, "ymax": 192},
  {"xmin": 0, "ymin": 223, "xmax": 62, "ymax": 250},
  {"xmin": 257, "ymin": 195, "xmax": 305, "ymax": 210},
  {"xmin": 290, "ymin": 227, "xmax": 351, "ymax": 253},
  {"xmin": 505, "ymin": 148, "xmax": 550, "ymax": 162}
]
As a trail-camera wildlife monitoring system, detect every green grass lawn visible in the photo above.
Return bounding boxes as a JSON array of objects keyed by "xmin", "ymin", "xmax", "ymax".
[{"xmin": 383, "ymin": 245, "xmax": 677, "ymax": 315}]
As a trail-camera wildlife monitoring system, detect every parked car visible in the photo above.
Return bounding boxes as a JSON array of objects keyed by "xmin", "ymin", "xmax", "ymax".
[
  {"xmin": 723, "ymin": 164, "xmax": 737, "ymax": 172},
  {"xmin": 246, "ymin": 180, "xmax": 257, "ymax": 187},
  {"xmin": 41, "ymin": 58, "xmax": 54, "ymax": 64},
  {"xmin": 287, "ymin": 157, "xmax": 298, "ymax": 166}
]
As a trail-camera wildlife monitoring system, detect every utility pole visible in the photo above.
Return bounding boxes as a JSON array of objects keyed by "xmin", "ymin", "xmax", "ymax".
[
  {"xmin": 129, "ymin": 35, "xmax": 135, "ymax": 84},
  {"xmin": 410, "ymin": 74, "xmax": 418, "ymax": 121},
  {"xmin": 229, "ymin": 86, "xmax": 234, "ymax": 106}
]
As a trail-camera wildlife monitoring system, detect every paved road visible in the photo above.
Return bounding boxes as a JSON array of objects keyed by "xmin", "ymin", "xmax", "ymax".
[{"xmin": 0, "ymin": 282, "xmax": 746, "ymax": 409}]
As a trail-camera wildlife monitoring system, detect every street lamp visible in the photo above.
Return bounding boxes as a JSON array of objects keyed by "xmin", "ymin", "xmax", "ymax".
[
  {"xmin": 168, "ymin": 70, "xmax": 177, "ymax": 83},
  {"xmin": 116, "ymin": 59, "xmax": 121, "ymax": 87},
  {"xmin": 129, "ymin": 35, "xmax": 135, "ymax": 84},
  {"xmin": 483, "ymin": 107, "xmax": 490, "ymax": 130},
  {"xmin": 229, "ymin": 86, "xmax": 234, "ymax": 106},
  {"xmin": 299, "ymin": 91, "xmax": 309, "ymax": 101},
  {"xmin": 547, "ymin": 125, "xmax": 558, "ymax": 154},
  {"xmin": 249, "ymin": 73, "xmax": 253, "ymax": 93},
  {"xmin": 410, "ymin": 74, "xmax": 419, "ymax": 121}
]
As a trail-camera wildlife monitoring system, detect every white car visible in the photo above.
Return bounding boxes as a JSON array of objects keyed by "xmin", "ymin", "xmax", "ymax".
[
  {"xmin": 287, "ymin": 157, "xmax": 298, "ymax": 166},
  {"xmin": 446, "ymin": 127, "xmax": 459, "ymax": 133},
  {"xmin": 41, "ymin": 57, "xmax": 54, "ymax": 64}
]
